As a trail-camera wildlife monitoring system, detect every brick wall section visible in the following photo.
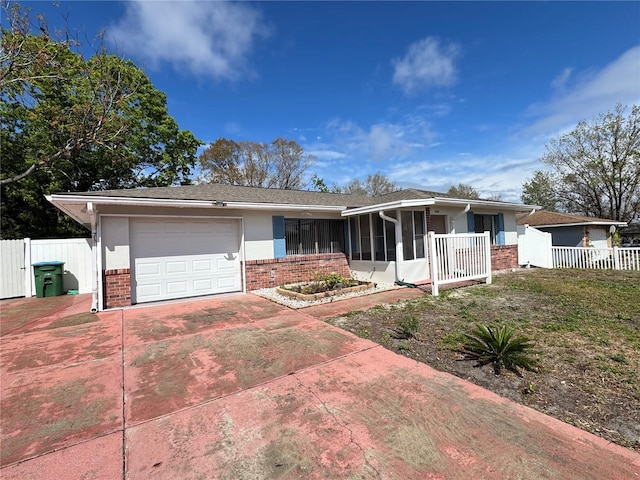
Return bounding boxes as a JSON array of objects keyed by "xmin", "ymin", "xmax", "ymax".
[
  {"xmin": 104, "ymin": 268, "xmax": 131, "ymax": 309},
  {"xmin": 244, "ymin": 253, "xmax": 351, "ymax": 290},
  {"xmin": 491, "ymin": 245, "xmax": 518, "ymax": 271}
]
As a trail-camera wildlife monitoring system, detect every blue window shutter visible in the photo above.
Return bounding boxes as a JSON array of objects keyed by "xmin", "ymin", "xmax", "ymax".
[
  {"xmin": 496, "ymin": 213, "xmax": 505, "ymax": 245},
  {"xmin": 273, "ymin": 216, "xmax": 286, "ymax": 258},
  {"xmin": 466, "ymin": 211, "xmax": 475, "ymax": 233}
]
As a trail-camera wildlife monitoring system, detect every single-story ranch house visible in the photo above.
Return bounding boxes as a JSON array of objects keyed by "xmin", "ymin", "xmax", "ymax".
[
  {"xmin": 48, "ymin": 184, "xmax": 538, "ymax": 311},
  {"xmin": 516, "ymin": 210, "xmax": 627, "ymax": 248}
]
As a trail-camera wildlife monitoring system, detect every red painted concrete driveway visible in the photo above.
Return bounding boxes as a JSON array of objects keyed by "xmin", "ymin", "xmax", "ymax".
[{"xmin": 1, "ymin": 292, "xmax": 639, "ymax": 479}]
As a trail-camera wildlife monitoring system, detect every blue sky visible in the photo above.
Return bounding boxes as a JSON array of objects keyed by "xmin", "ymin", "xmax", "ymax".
[{"xmin": 21, "ymin": 1, "xmax": 640, "ymax": 201}]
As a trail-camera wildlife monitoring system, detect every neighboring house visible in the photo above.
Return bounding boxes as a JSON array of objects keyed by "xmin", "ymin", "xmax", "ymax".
[
  {"xmin": 516, "ymin": 210, "xmax": 627, "ymax": 248},
  {"xmin": 47, "ymin": 184, "xmax": 537, "ymax": 311}
]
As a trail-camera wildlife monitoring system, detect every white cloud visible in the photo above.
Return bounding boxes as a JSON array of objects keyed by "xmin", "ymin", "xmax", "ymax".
[
  {"xmin": 109, "ymin": 0, "xmax": 268, "ymax": 80},
  {"xmin": 523, "ymin": 45, "xmax": 640, "ymax": 137},
  {"xmin": 550, "ymin": 67, "xmax": 573, "ymax": 91},
  {"xmin": 306, "ymin": 150, "xmax": 347, "ymax": 161},
  {"xmin": 392, "ymin": 37, "xmax": 461, "ymax": 94},
  {"xmin": 388, "ymin": 154, "xmax": 541, "ymax": 202}
]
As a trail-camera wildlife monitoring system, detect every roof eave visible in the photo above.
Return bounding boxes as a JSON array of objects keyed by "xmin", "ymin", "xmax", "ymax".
[{"xmin": 531, "ymin": 221, "xmax": 628, "ymax": 228}]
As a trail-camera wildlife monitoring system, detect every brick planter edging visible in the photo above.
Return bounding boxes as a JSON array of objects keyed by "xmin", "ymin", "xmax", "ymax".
[
  {"xmin": 104, "ymin": 268, "xmax": 131, "ymax": 309},
  {"xmin": 276, "ymin": 281, "xmax": 375, "ymax": 301},
  {"xmin": 244, "ymin": 253, "xmax": 351, "ymax": 290}
]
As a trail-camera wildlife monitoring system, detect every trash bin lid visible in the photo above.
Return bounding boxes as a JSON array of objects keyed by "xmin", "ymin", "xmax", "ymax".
[{"xmin": 32, "ymin": 261, "xmax": 65, "ymax": 266}]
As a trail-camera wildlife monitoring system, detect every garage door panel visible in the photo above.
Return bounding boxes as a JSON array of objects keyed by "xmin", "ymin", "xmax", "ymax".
[
  {"xmin": 130, "ymin": 218, "xmax": 241, "ymax": 304},
  {"xmin": 137, "ymin": 262, "xmax": 161, "ymax": 276},
  {"xmin": 137, "ymin": 284, "xmax": 161, "ymax": 298},
  {"xmin": 166, "ymin": 281, "xmax": 189, "ymax": 295},
  {"xmin": 193, "ymin": 259, "xmax": 213, "ymax": 272},
  {"xmin": 166, "ymin": 260, "xmax": 188, "ymax": 274}
]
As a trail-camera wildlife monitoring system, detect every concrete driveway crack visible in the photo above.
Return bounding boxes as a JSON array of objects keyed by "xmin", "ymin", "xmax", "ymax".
[{"xmin": 295, "ymin": 376, "xmax": 383, "ymax": 479}]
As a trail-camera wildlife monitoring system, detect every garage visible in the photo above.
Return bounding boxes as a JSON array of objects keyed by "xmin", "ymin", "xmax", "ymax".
[{"xmin": 130, "ymin": 218, "xmax": 242, "ymax": 304}]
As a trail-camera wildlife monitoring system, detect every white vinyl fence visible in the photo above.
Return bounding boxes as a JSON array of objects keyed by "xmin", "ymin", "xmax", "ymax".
[
  {"xmin": 517, "ymin": 224, "xmax": 552, "ymax": 268},
  {"xmin": 552, "ymin": 246, "xmax": 640, "ymax": 270},
  {"xmin": 0, "ymin": 238, "xmax": 92, "ymax": 299},
  {"xmin": 428, "ymin": 231, "xmax": 492, "ymax": 296}
]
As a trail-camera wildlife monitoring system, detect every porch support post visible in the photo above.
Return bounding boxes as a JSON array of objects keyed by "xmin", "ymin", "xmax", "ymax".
[
  {"xmin": 484, "ymin": 231, "xmax": 492, "ymax": 285},
  {"xmin": 428, "ymin": 232, "xmax": 439, "ymax": 296}
]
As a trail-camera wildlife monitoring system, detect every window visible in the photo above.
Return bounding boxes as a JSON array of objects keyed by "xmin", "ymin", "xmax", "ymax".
[
  {"xmin": 349, "ymin": 213, "xmax": 396, "ymax": 262},
  {"xmin": 471, "ymin": 213, "xmax": 505, "ymax": 245},
  {"xmin": 285, "ymin": 219, "xmax": 345, "ymax": 255},
  {"xmin": 401, "ymin": 210, "xmax": 426, "ymax": 260},
  {"xmin": 360, "ymin": 215, "xmax": 372, "ymax": 260}
]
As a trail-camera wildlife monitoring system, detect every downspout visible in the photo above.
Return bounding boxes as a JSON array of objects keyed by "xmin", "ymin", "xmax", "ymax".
[
  {"xmin": 378, "ymin": 210, "xmax": 416, "ymax": 288},
  {"xmin": 450, "ymin": 203, "xmax": 471, "ymax": 233},
  {"xmin": 87, "ymin": 202, "xmax": 99, "ymax": 313}
]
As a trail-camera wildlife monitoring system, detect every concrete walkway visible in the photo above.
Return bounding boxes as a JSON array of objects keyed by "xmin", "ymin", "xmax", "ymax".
[{"xmin": 1, "ymin": 291, "xmax": 638, "ymax": 479}]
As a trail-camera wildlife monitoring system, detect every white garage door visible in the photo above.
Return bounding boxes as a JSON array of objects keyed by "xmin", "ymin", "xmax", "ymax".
[{"xmin": 130, "ymin": 218, "xmax": 241, "ymax": 304}]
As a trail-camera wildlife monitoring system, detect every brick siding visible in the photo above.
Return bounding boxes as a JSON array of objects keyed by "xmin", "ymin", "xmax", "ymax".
[
  {"xmin": 491, "ymin": 245, "xmax": 518, "ymax": 271},
  {"xmin": 244, "ymin": 253, "xmax": 351, "ymax": 290},
  {"xmin": 104, "ymin": 268, "xmax": 131, "ymax": 309}
]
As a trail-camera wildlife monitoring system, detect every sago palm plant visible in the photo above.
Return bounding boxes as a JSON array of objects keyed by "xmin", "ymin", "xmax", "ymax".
[{"xmin": 460, "ymin": 324, "xmax": 538, "ymax": 376}]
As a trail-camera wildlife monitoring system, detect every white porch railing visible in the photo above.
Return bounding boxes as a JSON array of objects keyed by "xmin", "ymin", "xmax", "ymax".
[
  {"xmin": 552, "ymin": 246, "xmax": 640, "ymax": 270},
  {"xmin": 428, "ymin": 231, "xmax": 492, "ymax": 296}
]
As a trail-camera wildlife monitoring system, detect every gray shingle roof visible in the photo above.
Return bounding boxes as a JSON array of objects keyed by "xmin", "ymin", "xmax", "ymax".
[{"xmin": 66, "ymin": 183, "xmax": 374, "ymax": 208}]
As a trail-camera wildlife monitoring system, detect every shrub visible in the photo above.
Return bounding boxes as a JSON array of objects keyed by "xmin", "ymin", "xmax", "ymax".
[{"xmin": 460, "ymin": 324, "xmax": 538, "ymax": 376}]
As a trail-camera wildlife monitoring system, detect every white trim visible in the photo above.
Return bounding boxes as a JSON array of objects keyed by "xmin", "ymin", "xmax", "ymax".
[
  {"xmin": 343, "ymin": 197, "xmax": 539, "ymax": 217},
  {"xmin": 48, "ymin": 194, "xmax": 347, "ymax": 211},
  {"xmin": 343, "ymin": 199, "xmax": 435, "ymax": 216},
  {"xmin": 531, "ymin": 221, "xmax": 627, "ymax": 228},
  {"xmin": 99, "ymin": 213, "xmax": 244, "ymax": 220},
  {"xmin": 97, "ymin": 215, "xmax": 104, "ymax": 312}
]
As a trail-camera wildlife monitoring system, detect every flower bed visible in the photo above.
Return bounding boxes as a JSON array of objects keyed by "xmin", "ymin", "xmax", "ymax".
[{"xmin": 276, "ymin": 279, "xmax": 375, "ymax": 302}]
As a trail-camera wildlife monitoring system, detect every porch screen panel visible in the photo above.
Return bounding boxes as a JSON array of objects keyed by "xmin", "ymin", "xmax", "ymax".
[
  {"xmin": 414, "ymin": 210, "xmax": 426, "ymax": 258},
  {"xmin": 385, "ymin": 218, "xmax": 396, "ymax": 261},
  {"xmin": 360, "ymin": 215, "xmax": 372, "ymax": 260},
  {"xmin": 402, "ymin": 211, "xmax": 414, "ymax": 260},
  {"xmin": 373, "ymin": 215, "xmax": 385, "ymax": 261},
  {"xmin": 350, "ymin": 217, "xmax": 361, "ymax": 260}
]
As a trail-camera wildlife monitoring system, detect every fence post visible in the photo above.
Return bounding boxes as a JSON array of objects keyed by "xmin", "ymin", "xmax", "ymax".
[
  {"xmin": 429, "ymin": 232, "xmax": 439, "ymax": 296},
  {"xmin": 613, "ymin": 247, "xmax": 620, "ymax": 270},
  {"xmin": 23, "ymin": 238, "xmax": 32, "ymax": 297},
  {"xmin": 484, "ymin": 231, "xmax": 492, "ymax": 285}
]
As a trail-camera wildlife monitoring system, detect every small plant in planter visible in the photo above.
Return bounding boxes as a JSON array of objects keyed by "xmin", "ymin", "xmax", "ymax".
[{"xmin": 459, "ymin": 323, "xmax": 538, "ymax": 376}]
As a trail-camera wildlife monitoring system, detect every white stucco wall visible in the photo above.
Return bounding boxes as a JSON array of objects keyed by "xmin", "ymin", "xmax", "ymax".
[
  {"xmin": 100, "ymin": 215, "xmax": 130, "ymax": 270},
  {"xmin": 97, "ymin": 206, "xmax": 346, "ymax": 269},
  {"xmin": 350, "ymin": 260, "xmax": 396, "ymax": 284}
]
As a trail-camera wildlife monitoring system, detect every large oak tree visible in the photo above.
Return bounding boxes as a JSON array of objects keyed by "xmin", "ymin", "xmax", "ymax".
[
  {"xmin": 1, "ymin": 3, "xmax": 202, "ymax": 238},
  {"xmin": 199, "ymin": 137, "xmax": 313, "ymax": 190},
  {"xmin": 522, "ymin": 104, "xmax": 639, "ymax": 222}
]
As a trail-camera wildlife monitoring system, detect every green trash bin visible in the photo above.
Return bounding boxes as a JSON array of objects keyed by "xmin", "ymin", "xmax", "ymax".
[{"xmin": 32, "ymin": 261, "xmax": 65, "ymax": 298}]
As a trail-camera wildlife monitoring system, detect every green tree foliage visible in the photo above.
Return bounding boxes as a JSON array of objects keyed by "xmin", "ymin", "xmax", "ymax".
[
  {"xmin": 447, "ymin": 183, "xmax": 480, "ymax": 199},
  {"xmin": 521, "ymin": 171, "xmax": 558, "ymax": 211},
  {"xmin": 526, "ymin": 104, "xmax": 640, "ymax": 222},
  {"xmin": 199, "ymin": 137, "xmax": 314, "ymax": 190},
  {"xmin": 309, "ymin": 174, "xmax": 341, "ymax": 193},
  {"xmin": 1, "ymin": 3, "xmax": 202, "ymax": 238},
  {"xmin": 342, "ymin": 172, "xmax": 397, "ymax": 196}
]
